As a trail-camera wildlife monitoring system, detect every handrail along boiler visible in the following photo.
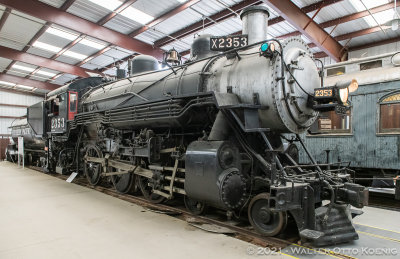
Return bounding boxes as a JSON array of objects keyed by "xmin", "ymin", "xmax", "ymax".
[{"xmin": 27, "ymin": 6, "xmax": 368, "ymax": 246}]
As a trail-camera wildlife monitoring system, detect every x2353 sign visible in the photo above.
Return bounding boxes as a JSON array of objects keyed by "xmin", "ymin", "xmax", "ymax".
[{"xmin": 210, "ymin": 35, "xmax": 248, "ymax": 51}]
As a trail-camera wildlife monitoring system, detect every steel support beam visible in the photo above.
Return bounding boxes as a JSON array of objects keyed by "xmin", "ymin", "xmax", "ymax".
[
  {"xmin": 0, "ymin": 73, "xmax": 59, "ymax": 91},
  {"xmin": 130, "ymin": 0, "xmax": 201, "ymax": 37},
  {"xmin": 0, "ymin": 0, "xmax": 164, "ymax": 59},
  {"xmin": 0, "ymin": 46, "xmax": 99, "ymax": 78},
  {"xmin": 320, "ymin": 1, "xmax": 400, "ymax": 28},
  {"xmin": 0, "ymin": 7, "xmax": 11, "ymax": 31},
  {"xmin": 315, "ymin": 35, "xmax": 400, "ymax": 58},
  {"xmin": 262, "ymin": 0, "xmax": 344, "ymax": 61},
  {"xmin": 308, "ymin": 26, "xmax": 382, "ymax": 49}
]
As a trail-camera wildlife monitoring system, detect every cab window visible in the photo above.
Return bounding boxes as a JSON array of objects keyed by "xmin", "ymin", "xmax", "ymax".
[{"xmin": 70, "ymin": 93, "xmax": 77, "ymax": 113}]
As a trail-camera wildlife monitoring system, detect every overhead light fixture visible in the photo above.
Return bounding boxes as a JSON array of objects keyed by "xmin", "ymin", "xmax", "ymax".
[
  {"xmin": 12, "ymin": 64, "xmax": 36, "ymax": 72},
  {"xmin": 120, "ymin": 7, "xmax": 154, "ymax": 24},
  {"xmin": 87, "ymin": 0, "xmax": 122, "ymax": 11},
  {"xmin": 33, "ymin": 41, "xmax": 62, "ymax": 53},
  {"xmin": 80, "ymin": 39, "xmax": 107, "ymax": 49},
  {"xmin": 176, "ymin": 0, "xmax": 187, "ymax": 3},
  {"xmin": 16, "ymin": 85, "xmax": 34, "ymax": 90},
  {"xmin": 36, "ymin": 70, "xmax": 57, "ymax": 77},
  {"xmin": 46, "ymin": 27, "xmax": 78, "ymax": 41},
  {"xmin": 0, "ymin": 81, "xmax": 16, "ymax": 87},
  {"xmin": 63, "ymin": 50, "xmax": 88, "ymax": 60}
]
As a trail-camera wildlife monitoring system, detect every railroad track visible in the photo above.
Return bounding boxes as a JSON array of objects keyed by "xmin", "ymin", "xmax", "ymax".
[
  {"xmin": 367, "ymin": 193, "xmax": 400, "ymax": 212},
  {"xmin": 27, "ymin": 166, "xmax": 386, "ymax": 259}
]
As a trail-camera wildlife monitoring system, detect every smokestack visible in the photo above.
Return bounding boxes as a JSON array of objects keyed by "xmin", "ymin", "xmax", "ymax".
[{"xmin": 240, "ymin": 6, "xmax": 270, "ymax": 45}]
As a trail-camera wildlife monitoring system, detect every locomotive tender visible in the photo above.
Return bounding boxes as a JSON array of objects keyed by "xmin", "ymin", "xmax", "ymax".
[
  {"xmin": 24, "ymin": 6, "xmax": 367, "ymax": 246},
  {"xmin": 6, "ymin": 118, "xmax": 45, "ymax": 164}
]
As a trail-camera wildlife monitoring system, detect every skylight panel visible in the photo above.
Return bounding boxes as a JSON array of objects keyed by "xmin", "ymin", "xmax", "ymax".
[
  {"xmin": 16, "ymin": 85, "xmax": 34, "ymax": 90},
  {"xmin": 80, "ymin": 39, "xmax": 107, "ymax": 49},
  {"xmin": 46, "ymin": 27, "xmax": 78, "ymax": 41},
  {"xmin": 364, "ymin": 9, "xmax": 395, "ymax": 27},
  {"xmin": 87, "ymin": 0, "xmax": 122, "ymax": 11},
  {"xmin": 120, "ymin": 7, "xmax": 154, "ymax": 24},
  {"xmin": 32, "ymin": 41, "xmax": 62, "ymax": 53},
  {"xmin": 0, "ymin": 81, "xmax": 16, "ymax": 87},
  {"xmin": 36, "ymin": 70, "xmax": 57, "ymax": 77},
  {"xmin": 63, "ymin": 50, "xmax": 88, "ymax": 60},
  {"xmin": 349, "ymin": 0, "xmax": 392, "ymax": 27},
  {"xmin": 12, "ymin": 64, "xmax": 35, "ymax": 72}
]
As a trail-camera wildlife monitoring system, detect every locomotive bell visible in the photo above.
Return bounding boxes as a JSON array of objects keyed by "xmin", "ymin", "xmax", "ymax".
[{"xmin": 165, "ymin": 49, "xmax": 180, "ymax": 65}]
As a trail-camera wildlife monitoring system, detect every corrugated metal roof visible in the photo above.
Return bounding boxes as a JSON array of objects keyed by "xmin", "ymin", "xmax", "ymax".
[
  {"xmin": 52, "ymin": 74, "xmax": 77, "ymax": 85},
  {"xmin": 67, "ymin": 0, "xmax": 111, "ymax": 23},
  {"xmin": 132, "ymin": 0, "xmax": 181, "ymax": 18},
  {"xmin": 0, "ymin": 57, "xmax": 12, "ymax": 73},
  {"xmin": 291, "ymin": 0, "xmax": 321, "ymax": 9},
  {"xmin": 103, "ymin": 13, "xmax": 142, "ymax": 34},
  {"xmin": 39, "ymin": 0, "xmax": 67, "ymax": 9},
  {"xmin": 1, "ymin": 11, "xmax": 44, "ymax": 50}
]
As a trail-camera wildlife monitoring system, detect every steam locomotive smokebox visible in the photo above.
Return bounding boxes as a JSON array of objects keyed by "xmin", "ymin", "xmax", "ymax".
[
  {"xmin": 129, "ymin": 55, "xmax": 159, "ymax": 76},
  {"xmin": 185, "ymin": 141, "xmax": 247, "ymax": 210}
]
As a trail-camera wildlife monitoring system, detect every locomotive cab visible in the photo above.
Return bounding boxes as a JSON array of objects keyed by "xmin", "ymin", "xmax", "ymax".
[{"xmin": 47, "ymin": 91, "xmax": 78, "ymax": 133}]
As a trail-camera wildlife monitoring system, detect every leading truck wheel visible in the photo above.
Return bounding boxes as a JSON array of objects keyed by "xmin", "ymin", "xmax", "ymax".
[
  {"xmin": 83, "ymin": 145, "xmax": 103, "ymax": 186},
  {"xmin": 248, "ymin": 193, "xmax": 287, "ymax": 236},
  {"xmin": 184, "ymin": 196, "xmax": 207, "ymax": 215}
]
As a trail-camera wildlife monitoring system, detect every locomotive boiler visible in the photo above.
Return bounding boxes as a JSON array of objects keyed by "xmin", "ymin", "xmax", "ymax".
[{"xmin": 27, "ymin": 6, "xmax": 368, "ymax": 246}]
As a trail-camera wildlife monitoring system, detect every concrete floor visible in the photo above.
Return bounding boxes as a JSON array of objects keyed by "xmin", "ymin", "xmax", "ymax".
[{"xmin": 0, "ymin": 162, "xmax": 288, "ymax": 259}]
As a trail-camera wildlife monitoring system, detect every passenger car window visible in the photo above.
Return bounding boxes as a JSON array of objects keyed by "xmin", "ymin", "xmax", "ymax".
[
  {"xmin": 379, "ymin": 92, "xmax": 400, "ymax": 133},
  {"xmin": 309, "ymin": 109, "xmax": 351, "ymax": 134}
]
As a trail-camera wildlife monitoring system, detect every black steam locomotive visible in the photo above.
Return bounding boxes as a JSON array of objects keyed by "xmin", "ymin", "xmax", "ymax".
[{"xmin": 23, "ymin": 6, "xmax": 368, "ymax": 247}]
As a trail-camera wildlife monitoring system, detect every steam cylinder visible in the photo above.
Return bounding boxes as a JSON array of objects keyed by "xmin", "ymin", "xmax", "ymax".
[{"xmin": 83, "ymin": 6, "xmax": 320, "ymax": 134}]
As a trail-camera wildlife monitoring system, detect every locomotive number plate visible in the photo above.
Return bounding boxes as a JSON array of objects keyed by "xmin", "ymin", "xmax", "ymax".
[
  {"xmin": 314, "ymin": 88, "xmax": 333, "ymax": 98},
  {"xmin": 210, "ymin": 35, "xmax": 248, "ymax": 51},
  {"xmin": 51, "ymin": 117, "xmax": 65, "ymax": 130}
]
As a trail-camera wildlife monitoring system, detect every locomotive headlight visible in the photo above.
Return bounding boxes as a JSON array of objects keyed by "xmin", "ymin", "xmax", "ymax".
[
  {"xmin": 312, "ymin": 79, "xmax": 358, "ymax": 112},
  {"xmin": 348, "ymin": 79, "xmax": 358, "ymax": 93},
  {"xmin": 339, "ymin": 88, "xmax": 349, "ymax": 103}
]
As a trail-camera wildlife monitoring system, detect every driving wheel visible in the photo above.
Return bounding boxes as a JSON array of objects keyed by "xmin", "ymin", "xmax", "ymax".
[{"xmin": 83, "ymin": 145, "xmax": 103, "ymax": 186}]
